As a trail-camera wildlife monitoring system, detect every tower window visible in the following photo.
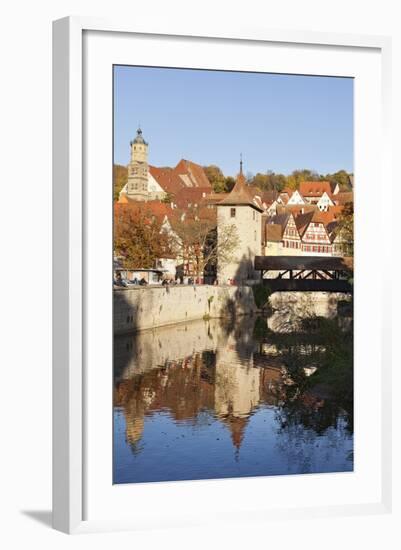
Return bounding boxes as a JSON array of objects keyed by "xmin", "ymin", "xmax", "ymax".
[{"xmin": 230, "ymin": 208, "xmax": 236, "ymax": 218}]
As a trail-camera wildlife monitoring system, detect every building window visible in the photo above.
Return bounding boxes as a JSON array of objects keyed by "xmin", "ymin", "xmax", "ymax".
[
  {"xmin": 254, "ymin": 230, "xmax": 256, "ymax": 241},
  {"xmin": 230, "ymin": 208, "xmax": 236, "ymax": 218}
]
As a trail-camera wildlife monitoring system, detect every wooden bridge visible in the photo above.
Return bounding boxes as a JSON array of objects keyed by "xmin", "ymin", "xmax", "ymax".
[{"xmin": 254, "ymin": 256, "xmax": 353, "ymax": 293}]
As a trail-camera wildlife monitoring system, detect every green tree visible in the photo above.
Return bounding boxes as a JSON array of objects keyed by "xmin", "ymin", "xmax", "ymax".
[
  {"xmin": 225, "ymin": 176, "xmax": 236, "ymax": 192},
  {"xmin": 203, "ymin": 165, "xmax": 227, "ymax": 193},
  {"xmin": 248, "ymin": 171, "xmax": 286, "ymax": 192},
  {"xmin": 325, "ymin": 170, "xmax": 353, "ymax": 191},
  {"xmin": 289, "ymin": 169, "xmax": 321, "ymax": 189}
]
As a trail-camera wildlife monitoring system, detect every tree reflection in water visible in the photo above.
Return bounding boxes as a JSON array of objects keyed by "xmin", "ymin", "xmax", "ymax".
[{"xmin": 113, "ymin": 299, "xmax": 353, "ymax": 483}]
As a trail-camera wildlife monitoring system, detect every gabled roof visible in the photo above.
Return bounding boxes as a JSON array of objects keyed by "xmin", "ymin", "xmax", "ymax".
[
  {"xmin": 174, "ymin": 159, "xmax": 212, "ymax": 188},
  {"xmin": 171, "ymin": 187, "xmax": 211, "ymax": 208},
  {"xmin": 276, "ymin": 204, "xmax": 316, "ymax": 217},
  {"xmin": 294, "ymin": 211, "xmax": 314, "ymax": 237},
  {"xmin": 265, "ymin": 224, "xmax": 283, "ymax": 242},
  {"xmin": 148, "ymin": 159, "xmax": 212, "ymax": 196},
  {"xmin": 149, "ymin": 165, "xmax": 183, "ymax": 195},
  {"xmin": 329, "ymin": 181, "xmax": 340, "ymax": 193},
  {"xmin": 334, "ymin": 191, "xmax": 353, "ymax": 205},
  {"xmin": 299, "ymin": 180, "xmax": 333, "ymax": 197},
  {"xmin": 206, "ymin": 192, "xmax": 229, "ymax": 204},
  {"xmin": 260, "ymin": 190, "xmax": 279, "ymax": 205},
  {"xmin": 278, "ymin": 192, "xmax": 290, "ymax": 205},
  {"xmin": 311, "ymin": 207, "xmax": 343, "ymax": 225},
  {"xmin": 217, "ymin": 171, "xmax": 264, "ymax": 212},
  {"xmin": 326, "ymin": 220, "xmax": 339, "ymax": 241},
  {"xmin": 267, "ymin": 212, "xmax": 291, "ymax": 228}
]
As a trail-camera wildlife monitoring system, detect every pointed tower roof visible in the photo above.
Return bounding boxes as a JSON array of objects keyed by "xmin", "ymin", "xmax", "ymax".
[
  {"xmin": 131, "ymin": 127, "xmax": 148, "ymax": 146},
  {"xmin": 222, "ymin": 415, "xmax": 250, "ymax": 450},
  {"xmin": 218, "ymin": 157, "xmax": 263, "ymax": 212}
]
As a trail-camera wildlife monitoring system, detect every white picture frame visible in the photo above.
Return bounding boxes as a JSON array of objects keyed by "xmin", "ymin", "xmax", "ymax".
[{"xmin": 52, "ymin": 16, "xmax": 392, "ymax": 534}]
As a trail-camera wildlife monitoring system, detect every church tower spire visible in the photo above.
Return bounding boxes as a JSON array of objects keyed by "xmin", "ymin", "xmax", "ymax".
[{"xmin": 126, "ymin": 127, "xmax": 149, "ymax": 201}]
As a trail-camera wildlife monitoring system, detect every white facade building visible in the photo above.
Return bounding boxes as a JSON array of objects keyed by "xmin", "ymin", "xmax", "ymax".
[
  {"xmin": 317, "ymin": 191, "xmax": 335, "ymax": 211},
  {"xmin": 287, "ymin": 189, "xmax": 306, "ymax": 205}
]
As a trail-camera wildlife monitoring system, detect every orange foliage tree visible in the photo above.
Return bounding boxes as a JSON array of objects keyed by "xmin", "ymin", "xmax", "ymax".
[{"xmin": 114, "ymin": 205, "xmax": 172, "ymax": 268}]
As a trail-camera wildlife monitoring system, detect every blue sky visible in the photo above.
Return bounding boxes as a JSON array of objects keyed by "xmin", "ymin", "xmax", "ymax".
[{"xmin": 114, "ymin": 66, "xmax": 353, "ymax": 177}]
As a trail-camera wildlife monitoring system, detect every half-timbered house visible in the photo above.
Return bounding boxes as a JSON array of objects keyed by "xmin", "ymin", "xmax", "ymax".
[{"xmin": 299, "ymin": 211, "xmax": 333, "ymax": 256}]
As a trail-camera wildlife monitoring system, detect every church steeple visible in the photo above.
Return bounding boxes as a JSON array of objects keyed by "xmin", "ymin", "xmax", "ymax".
[
  {"xmin": 126, "ymin": 126, "xmax": 149, "ymax": 200},
  {"xmin": 239, "ymin": 153, "xmax": 243, "ymax": 176}
]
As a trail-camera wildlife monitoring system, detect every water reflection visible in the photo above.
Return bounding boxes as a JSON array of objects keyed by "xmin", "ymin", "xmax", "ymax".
[{"xmin": 114, "ymin": 306, "xmax": 353, "ymax": 483}]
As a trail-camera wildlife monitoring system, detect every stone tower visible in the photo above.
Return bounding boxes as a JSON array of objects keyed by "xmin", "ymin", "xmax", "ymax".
[
  {"xmin": 216, "ymin": 158, "xmax": 263, "ymax": 284},
  {"xmin": 126, "ymin": 127, "xmax": 149, "ymax": 201}
]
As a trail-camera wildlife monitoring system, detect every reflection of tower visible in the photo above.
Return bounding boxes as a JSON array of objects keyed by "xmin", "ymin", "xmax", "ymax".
[
  {"xmin": 126, "ymin": 127, "xmax": 149, "ymax": 201},
  {"xmin": 214, "ymin": 333, "xmax": 261, "ymax": 452},
  {"xmin": 125, "ymin": 414, "xmax": 145, "ymax": 448},
  {"xmin": 225, "ymin": 415, "xmax": 249, "ymax": 452}
]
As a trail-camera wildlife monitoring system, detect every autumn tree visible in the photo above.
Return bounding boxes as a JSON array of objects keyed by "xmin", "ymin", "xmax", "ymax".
[
  {"xmin": 335, "ymin": 202, "xmax": 354, "ymax": 256},
  {"xmin": 113, "ymin": 164, "xmax": 128, "ymax": 201},
  {"xmin": 114, "ymin": 205, "xmax": 172, "ymax": 268}
]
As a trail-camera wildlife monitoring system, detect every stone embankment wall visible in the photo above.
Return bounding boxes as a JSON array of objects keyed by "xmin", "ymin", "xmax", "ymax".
[
  {"xmin": 268, "ymin": 291, "xmax": 352, "ymax": 332},
  {"xmin": 114, "ymin": 284, "xmax": 257, "ymax": 334}
]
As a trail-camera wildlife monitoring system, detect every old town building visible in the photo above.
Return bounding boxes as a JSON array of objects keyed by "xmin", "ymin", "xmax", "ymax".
[{"xmin": 216, "ymin": 160, "xmax": 264, "ymax": 284}]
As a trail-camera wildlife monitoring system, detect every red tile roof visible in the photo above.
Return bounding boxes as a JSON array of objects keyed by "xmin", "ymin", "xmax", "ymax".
[
  {"xmin": 149, "ymin": 165, "xmax": 184, "ymax": 195},
  {"xmin": 260, "ymin": 190, "xmax": 279, "ymax": 205},
  {"xmin": 174, "ymin": 159, "xmax": 212, "ymax": 188},
  {"xmin": 334, "ymin": 191, "xmax": 353, "ymax": 205},
  {"xmin": 277, "ymin": 204, "xmax": 316, "ymax": 217},
  {"xmin": 294, "ymin": 211, "xmax": 314, "ymax": 236},
  {"xmin": 171, "ymin": 187, "xmax": 211, "ymax": 208},
  {"xmin": 148, "ymin": 159, "xmax": 212, "ymax": 198},
  {"xmin": 299, "ymin": 181, "xmax": 333, "ymax": 197}
]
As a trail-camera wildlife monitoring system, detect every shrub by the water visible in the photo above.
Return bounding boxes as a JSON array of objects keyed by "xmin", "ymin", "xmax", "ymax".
[{"xmin": 252, "ymin": 284, "xmax": 272, "ymax": 310}]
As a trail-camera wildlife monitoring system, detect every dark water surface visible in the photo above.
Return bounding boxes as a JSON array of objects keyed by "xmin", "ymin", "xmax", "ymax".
[{"xmin": 113, "ymin": 308, "xmax": 353, "ymax": 484}]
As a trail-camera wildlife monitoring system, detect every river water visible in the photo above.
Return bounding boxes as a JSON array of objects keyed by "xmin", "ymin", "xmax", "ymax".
[{"xmin": 113, "ymin": 303, "xmax": 353, "ymax": 484}]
